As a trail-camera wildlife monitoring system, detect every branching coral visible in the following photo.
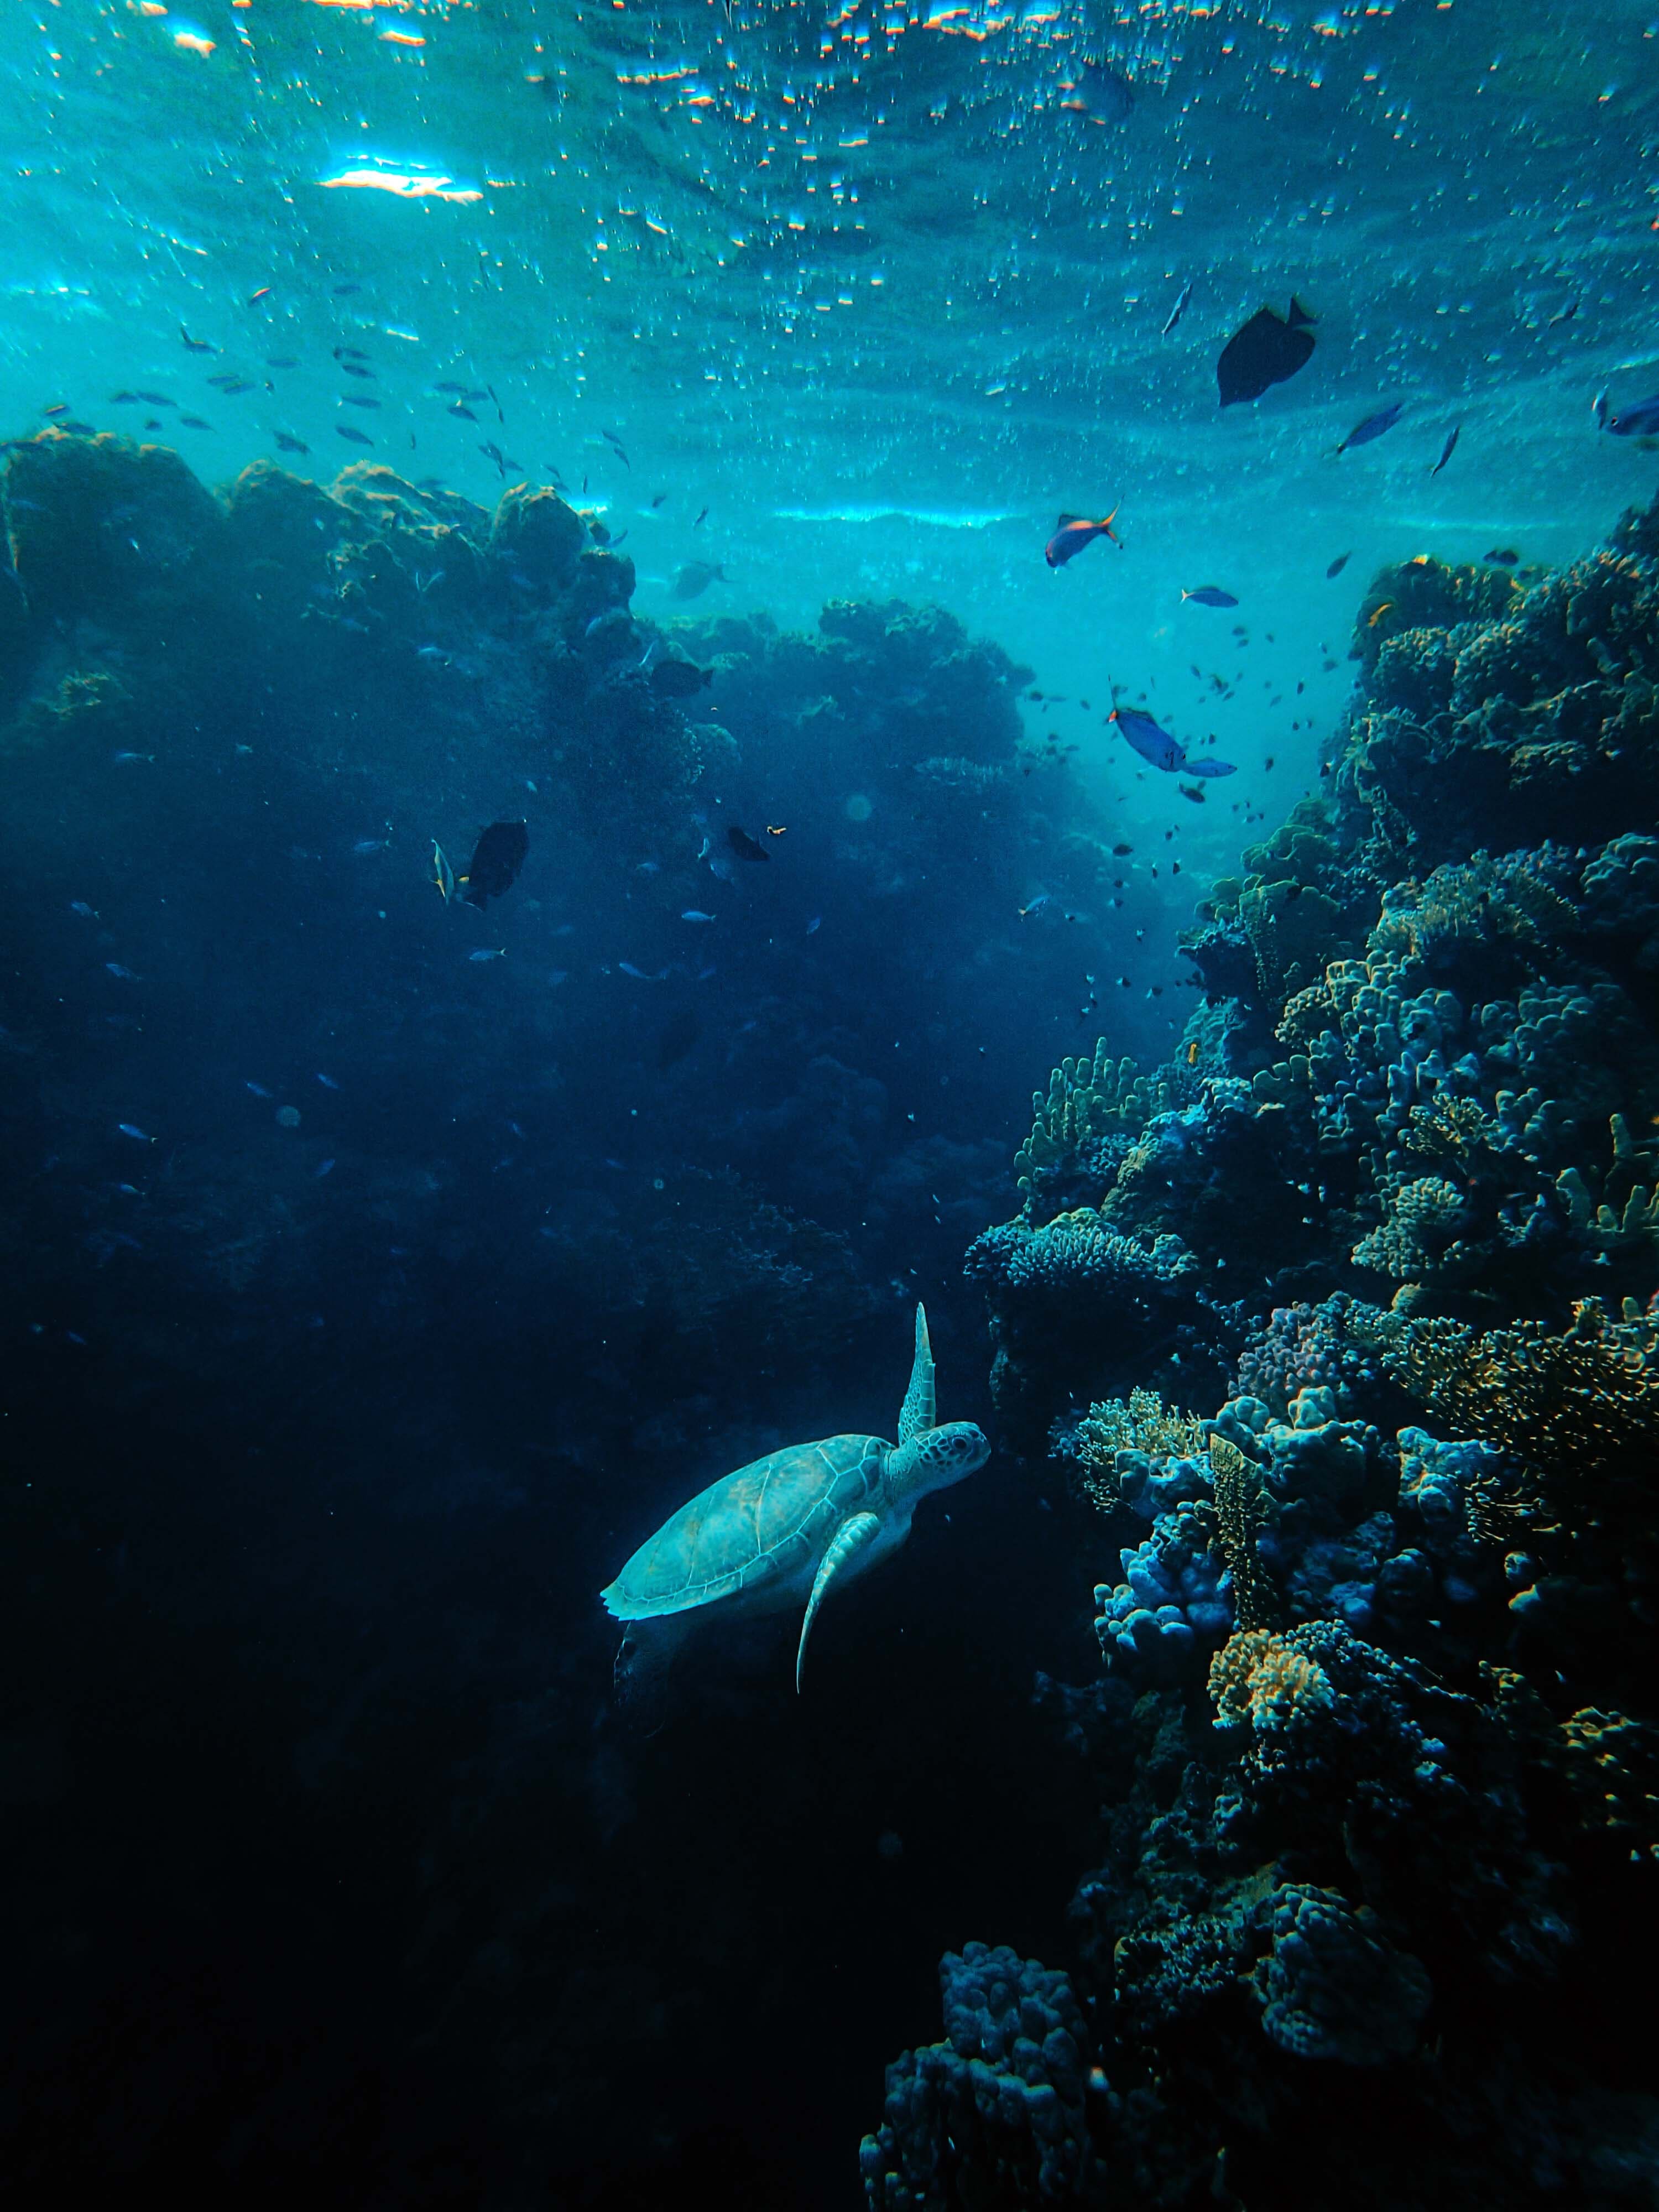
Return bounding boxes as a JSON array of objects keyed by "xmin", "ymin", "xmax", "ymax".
[
  {"xmin": 1075, "ymin": 1387, "xmax": 1208, "ymax": 1477},
  {"xmin": 1014, "ymin": 1038, "xmax": 1170, "ymax": 1198},
  {"xmin": 1208, "ymin": 1626, "xmax": 1332, "ymax": 1730},
  {"xmin": 1373, "ymin": 1296, "xmax": 1659, "ymax": 1524}
]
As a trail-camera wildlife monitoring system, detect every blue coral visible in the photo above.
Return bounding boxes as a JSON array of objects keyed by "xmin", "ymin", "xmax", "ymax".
[{"xmin": 859, "ymin": 1942, "xmax": 1102, "ymax": 2212}]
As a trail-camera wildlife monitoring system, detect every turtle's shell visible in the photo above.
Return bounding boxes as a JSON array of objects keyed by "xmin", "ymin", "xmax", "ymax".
[{"xmin": 601, "ymin": 1434, "xmax": 888, "ymax": 1621}]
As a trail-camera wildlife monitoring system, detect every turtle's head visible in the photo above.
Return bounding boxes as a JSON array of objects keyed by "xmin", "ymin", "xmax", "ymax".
[{"xmin": 888, "ymin": 1419, "xmax": 990, "ymax": 1506}]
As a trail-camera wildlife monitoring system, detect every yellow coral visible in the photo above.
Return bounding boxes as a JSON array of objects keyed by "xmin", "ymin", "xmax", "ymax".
[
  {"xmin": 1208, "ymin": 1629, "xmax": 1334, "ymax": 1732},
  {"xmin": 1378, "ymin": 1297, "xmax": 1659, "ymax": 1524},
  {"xmin": 1075, "ymin": 1388, "xmax": 1206, "ymax": 1513}
]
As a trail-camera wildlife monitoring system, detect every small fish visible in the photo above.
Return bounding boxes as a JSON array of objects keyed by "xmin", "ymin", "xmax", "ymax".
[
  {"xmin": 1161, "ymin": 279, "xmax": 1193, "ymax": 338},
  {"xmin": 1111, "ymin": 842, "xmax": 1133, "ymax": 856},
  {"xmin": 431, "ymin": 839, "xmax": 456, "ymax": 903},
  {"xmin": 448, "ymin": 403, "xmax": 478, "ymax": 422},
  {"xmin": 434, "ymin": 381, "xmax": 470, "ymax": 394},
  {"xmin": 205, "ymin": 372, "xmax": 240, "ymax": 389},
  {"xmin": 673, "ymin": 561, "xmax": 726, "ymax": 600},
  {"xmin": 766, "ymin": 825, "xmax": 786, "ymax": 837},
  {"xmin": 693, "ymin": 505, "xmax": 709, "ymax": 529},
  {"xmin": 274, "ymin": 431, "xmax": 309, "ymax": 455},
  {"xmin": 681, "ymin": 909, "xmax": 716, "ymax": 923},
  {"xmin": 1367, "ymin": 599, "xmax": 1395, "ymax": 625},
  {"xmin": 266, "ymin": 358, "xmax": 298, "ymax": 371},
  {"xmin": 248, "ymin": 285, "xmax": 273, "ymax": 303},
  {"xmin": 135, "ymin": 391, "xmax": 175, "ymax": 407},
  {"xmin": 1180, "ymin": 585, "xmax": 1238, "ymax": 608},
  {"xmin": 105, "ymin": 962, "xmax": 139, "ymax": 979},
  {"xmin": 1183, "ymin": 756, "xmax": 1237, "ymax": 778},
  {"xmin": 1326, "ymin": 551, "xmax": 1352, "ymax": 578},
  {"xmin": 341, "ymin": 395, "xmax": 380, "ymax": 410},
  {"xmin": 314, "ymin": 1159, "xmax": 336, "ymax": 1178},
  {"xmin": 117, "ymin": 1123, "xmax": 153, "ymax": 1141},
  {"xmin": 336, "ymin": 425, "xmax": 373, "ymax": 446},
  {"xmin": 727, "ymin": 826, "xmax": 769, "ymax": 864},
  {"xmin": 1606, "ymin": 393, "xmax": 1659, "ymax": 438},
  {"xmin": 479, "ymin": 440, "xmax": 510, "ymax": 474},
  {"xmin": 1019, "ymin": 894, "xmax": 1051, "ymax": 917},
  {"xmin": 618, "ymin": 961, "xmax": 669, "ymax": 980},
  {"xmin": 469, "ymin": 948, "xmax": 507, "ymax": 963},
  {"xmin": 335, "ymin": 345, "xmax": 369, "ymax": 362},
  {"xmin": 246, "ymin": 1081, "xmax": 272, "ymax": 1097},
  {"xmin": 1045, "ymin": 510, "xmax": 1120, "ymax": 568},
  {"xmin": 1334, "ymin": 401, "xmax": 1403, "ymax": 455},
  {"xmin": 180, "ymin": 327, "xmax": 215, "ymax": 352},
  {"xmin": 179, "ymin": 416, "xmax": 212, "ymax": 431},
  {"xmin": 316, "ymin": 1073, "xmax": 340, "ymax": 1089},
  {"xmin": 69, "ymin": 900, "xmax": 97, "ymax": 918},
  {"xmin": 334, "ymin": 283, "xmax": 362, "ymax": 295},
  {"xmin": 352, "ymin": 837, "xmax": 388, "ymax": 854},
  {"xmin": 1430, "ymin": 424, "xmax": 1460, "ymax": 476},
  {"xmin": 805, "ymin": 915, "xmax": 821, "ymax": 935},
  {"xmin": 650, "ymin": 492, "xmax": 668, "ymax": 509},
  {"xmin": 1482, "ymin": 549, "xmax": 1520, "ymax": 567},
  {"xmin": 650, "ymin": 658, "xmax": 712, "ymax": 700},
  {"xmin": 1217, "ymin": 298, "xmax": 1316, "ymax": 409}
]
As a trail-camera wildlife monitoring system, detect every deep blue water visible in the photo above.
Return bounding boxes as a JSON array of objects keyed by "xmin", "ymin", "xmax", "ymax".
[{"xmin": 4, "ymin": 4, "xmax": 1659, "ymax": 2208}]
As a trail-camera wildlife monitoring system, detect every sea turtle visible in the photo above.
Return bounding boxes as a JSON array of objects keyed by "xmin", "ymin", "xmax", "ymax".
[{"xmin": 601, "ymin": 1305, "xmax": 989, "ymax": 1696}]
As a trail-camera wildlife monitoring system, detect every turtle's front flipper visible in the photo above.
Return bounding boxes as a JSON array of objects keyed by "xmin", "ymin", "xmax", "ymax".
[
  {"xmin": 898, "ymin": 1302, "xmax": 936, "ymax": 1444},
  {"xmin": 796, "ymin": 1512, "xmax": 881, "ymax": 1692}
]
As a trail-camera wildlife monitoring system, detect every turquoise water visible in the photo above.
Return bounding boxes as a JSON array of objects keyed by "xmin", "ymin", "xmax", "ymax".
[{"xmin": 7, "ymin": 5, "xmax": 1659, "ymax": 2206}]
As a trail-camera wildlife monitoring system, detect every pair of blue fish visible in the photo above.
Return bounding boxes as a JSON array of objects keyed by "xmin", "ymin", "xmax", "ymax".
[{"xmin": 1110, "ymin": 707, "xmax": 1236, "ymax": 779}]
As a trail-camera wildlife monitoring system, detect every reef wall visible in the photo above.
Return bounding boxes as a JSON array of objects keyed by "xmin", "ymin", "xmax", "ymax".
[{"xmin": 911, "ymin": 500, "xmax": 1659, "ymax": 2209}]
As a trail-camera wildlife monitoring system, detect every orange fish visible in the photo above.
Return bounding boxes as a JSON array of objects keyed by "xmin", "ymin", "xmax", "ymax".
[
  {"xmin": 1045, "ymin": 509, "xmax": 1121, "ymax": 568},
  {"xmin": 1368, "ymin": 600, "xmax": 1395, "ymax": 627}
]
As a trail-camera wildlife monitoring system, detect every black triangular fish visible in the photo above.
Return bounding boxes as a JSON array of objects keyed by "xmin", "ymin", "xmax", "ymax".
[
  {"xmin": 461, "ymin": 820, "xmax": 529, "ymax": 906},
  {"xmin": 650, "ymin": 658, "xmax": 713, "ymax": 700},
  {"xmin": 727, "ymin": 825, "xmax": 769, "ymax": 864},
  {"xmin": 1217, "ymin": 298, "xmax": 1316, "ymax": 408}
]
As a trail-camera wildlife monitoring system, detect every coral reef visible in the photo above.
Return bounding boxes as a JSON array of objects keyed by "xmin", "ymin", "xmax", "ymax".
[
  {"xmin": 859, "ymin": 1943, "xmax": 1103, "ymax": 2212},
  {"xmin": 928, "ymin": 489, "xmax": 1659, "ymax": 2210}
]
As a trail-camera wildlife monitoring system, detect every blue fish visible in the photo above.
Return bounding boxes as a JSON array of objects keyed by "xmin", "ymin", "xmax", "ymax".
[
  {"xmin": 316, "ymin": 1072, "xmax": 340, "ymax": 1089},
  {"xmin": 1161, "ymin": 279, "xmax": 1193, "ymax": 338},
  {"xmin": 1180, "ymin": 585, "xmax": 1238, "ymax": 608},
  {"xmin": 117, "ymin": 1123, "xmax": 152, "ymax": 1141},
  {"xmin": 1607, "ymin": 393, "xmax": 1659, "ymax": 438},
  {"xmin": 1185, "ymin": 756, "xmax": 1238, "ymax": 778},
  {"xmin": 246, "ymin": 1081, "xmax": 272, "ymax": 1098},
  {"xmin": 1430, "ymin": 424, "xmax": 1460, "ymax": 476},
  {"xmin": 469, "ymin": 948, "xmax": 506, "ymax": 962},
  {"xmin": 681, "ymin": 909, "xmax": 716, "ymax": 922},
  {"xmin": 314, "ymin": 1159, "xmax": 336, "ymax": 1178},
  {"xmin": 1110, "ymin": 706, "xmax": 1186, "ymax": 773},
  {"xmin": 1334, "ymin": 401, "xmax": 1404, "ymax": 455}
]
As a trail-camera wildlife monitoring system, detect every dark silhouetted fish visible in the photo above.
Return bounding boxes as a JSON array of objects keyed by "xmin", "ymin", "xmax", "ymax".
[
  {"xmin": 1483, "ymin": 547, "xmax": 1520, "ymax": 566},
  {"xmin": 1334, "ymin": 400, "xmax": 1403, "ymax": 455},
  {"xmin": 727, "ymin": 826, "xmax": 769, "ymax": 864},
  {"xmin": 1326, "ymin": 551, "xmax": 1351, "ymax": 578},
  {"xmin": 650, "ymin": 658, "xmax": 713, "ymax": 699},
  {"xmin": 673, "ymin": 561, "xmax": 725, "ymax": 600},
  {"xmin": 461, "ymin": 821, "xmax": 529, "ymax": 907},
  {"xmin": 1078, "ymin": 58, "xmax": 1134, "ymax": 122},
  {"xmin": 336, "ymin": 424, "xmax": 373, "ymax": 445},
  {"xmin": 1184, "ymin": 755, "xmax": 1237, "ymax": 778},
  {"xmin": 180, "ymin": 327, "xmax": 215, "ymax": 353},
  {"xmin": 1045, "ymin": 510, "xmax": 1120, "ymax": 567},
  {"xmin": 274, "ymin": 431, "xmax": 309, "ymax": 454},
  {"xmin": 1180, "ymin": 585, "xmax": 1237, "ymax": 608},
  {"xmin": 1607, "ymin": 393, "xmax": 1659, "ymax": 438},
  {"xmin": 1430, "ymin": 424, "xmax": 1460, "ymax": 476},
  {"xmin": 656, "ymin": 1009, "xmax": 701, "ymax": 1072},
  {"xmin": 1217, "ymin": 298, "xmax": 1316, "ymax": 408}
]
